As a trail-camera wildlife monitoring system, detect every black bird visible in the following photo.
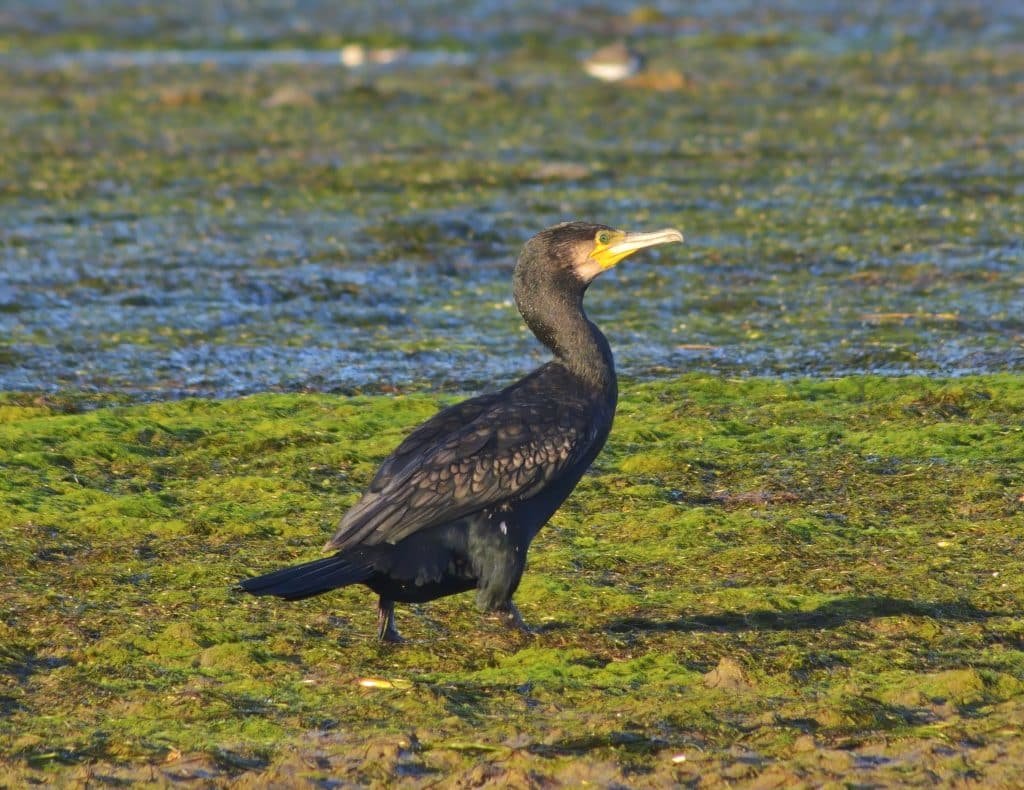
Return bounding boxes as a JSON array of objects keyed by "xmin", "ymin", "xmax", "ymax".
[{"xmin": 239, "ymin": 221, "xmax": 684, "ymax": 641}]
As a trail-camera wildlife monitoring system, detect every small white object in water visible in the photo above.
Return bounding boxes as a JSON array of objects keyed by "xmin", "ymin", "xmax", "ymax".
[
  {"xmin": 340, "ymin": 44, "xmax": 366, "ymax": 67},
  {"xmin": 340, "ymin": 43, "xmax": 410, "ymax": 68}
]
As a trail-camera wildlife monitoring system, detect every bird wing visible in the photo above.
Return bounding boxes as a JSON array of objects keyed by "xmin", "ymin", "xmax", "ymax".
[
  {"xmin": 325, "ymin": 368, "xmax": 599, "ymax": 551},
  {"xmin": 366, "ymin": 390, "xmax": 505, "ymax": 493}
]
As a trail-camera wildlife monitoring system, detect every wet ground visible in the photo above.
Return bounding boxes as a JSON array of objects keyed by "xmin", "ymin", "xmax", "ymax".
[
  {"xmin": 2, "ymin": 377, "xmax": 1023, "ymax": 787},
  {"xmin": 1, "ymin": 1, "xmax": 1022, "ymax": 398},
  {"xmin": 2, "ymin": 2, "xmax": 1024, "ymax": 787}
]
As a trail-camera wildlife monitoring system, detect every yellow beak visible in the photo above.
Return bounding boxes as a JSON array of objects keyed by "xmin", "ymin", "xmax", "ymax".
[{"xmin": 591, "ymin": 228, "xmax": 685, "ymax": 271}]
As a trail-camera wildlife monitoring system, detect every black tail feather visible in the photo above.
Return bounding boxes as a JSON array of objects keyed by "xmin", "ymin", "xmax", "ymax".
[{"xmin": 238, "ymin": 554, "xmax": 373, "ymax": 601}]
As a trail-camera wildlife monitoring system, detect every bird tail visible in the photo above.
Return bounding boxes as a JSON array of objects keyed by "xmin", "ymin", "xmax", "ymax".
[{"xmin": 237, "ymin": 553, "xmax": 373, "ymax": 601}]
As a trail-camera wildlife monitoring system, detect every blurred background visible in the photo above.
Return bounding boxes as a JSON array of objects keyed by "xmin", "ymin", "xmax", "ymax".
[{"xmin": 1, "ymin": 0, "xmax": 1021, "ymax": 399}]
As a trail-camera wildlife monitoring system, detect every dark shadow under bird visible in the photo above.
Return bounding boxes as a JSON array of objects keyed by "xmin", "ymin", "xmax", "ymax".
[{"xmin": 238, "ymin": 221, "xmax": 684, "ymax": 641}]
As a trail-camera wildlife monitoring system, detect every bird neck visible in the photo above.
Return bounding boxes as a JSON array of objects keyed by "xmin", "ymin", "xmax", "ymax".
[{"xmin": 519, "ymin": 287, "xmax": 617, "ymax": 395}]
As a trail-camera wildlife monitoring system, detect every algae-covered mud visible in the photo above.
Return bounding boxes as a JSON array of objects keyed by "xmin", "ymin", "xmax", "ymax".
[
  {"xmin": 2, "ymin": 0, "xmax": 1024, "ymax": 785},
  {"xmin": 1, "ymin": 1, "xmax": 1022, "ymax": 396},
  {"xmin": 1, "ymin": 376, "xmax": 1023, "ymax": 785}
]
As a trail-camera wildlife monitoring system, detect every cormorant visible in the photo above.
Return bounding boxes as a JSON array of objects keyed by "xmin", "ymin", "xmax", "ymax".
[{"xmin": 239, "ymin": 221, "xmax": 684, "ymax": 641}]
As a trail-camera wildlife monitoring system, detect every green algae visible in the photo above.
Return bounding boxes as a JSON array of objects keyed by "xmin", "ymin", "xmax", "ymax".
[{"xmin": 1, "ymin": 375, "xmax": 1022, "ymax": 784}]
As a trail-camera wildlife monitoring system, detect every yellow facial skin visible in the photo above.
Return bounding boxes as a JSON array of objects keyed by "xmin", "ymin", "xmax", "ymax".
[{"xmin": 578, "ymin": 227, "xmax": 685, "ymax": 280}]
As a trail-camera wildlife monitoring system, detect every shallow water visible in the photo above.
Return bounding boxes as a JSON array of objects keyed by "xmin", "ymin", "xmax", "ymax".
[
  {"xmin": 8, "ymin": 48, "xmax": 475, "ymax": 71},
  {"xmin": 0, "ymin": 0, "xmax": 1022, "ymax": 398}
]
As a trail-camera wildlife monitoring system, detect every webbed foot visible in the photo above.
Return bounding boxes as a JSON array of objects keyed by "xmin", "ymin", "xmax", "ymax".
[{"xmin": 495, "ymin": 602, "xmax": 536, "ymax": 635}]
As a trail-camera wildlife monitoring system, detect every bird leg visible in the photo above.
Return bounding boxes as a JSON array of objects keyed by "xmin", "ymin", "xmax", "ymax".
[
  {"xmin": 376, "ymin": 598, "xmax": 404, "ymax": 643},
  {"xmin": 496, "ymin": 602, "xmax": 535, "ymax": 635}
]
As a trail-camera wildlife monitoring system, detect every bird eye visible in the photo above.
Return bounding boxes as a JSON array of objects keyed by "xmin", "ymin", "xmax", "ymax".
[{"xmin": 597, "ymin": 232, "xmax": 610, "ymax": 245}]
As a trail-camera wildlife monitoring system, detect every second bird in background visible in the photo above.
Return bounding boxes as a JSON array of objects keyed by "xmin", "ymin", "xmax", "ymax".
[{"xmin": 582, "ymin": 41, "xmax": 646, "ymax": 82}]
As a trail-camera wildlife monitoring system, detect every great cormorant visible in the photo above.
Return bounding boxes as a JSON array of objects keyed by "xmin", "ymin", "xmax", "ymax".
[{"xmin": 239, "ymin": 221, "xmax": 684, "ymax": 641}]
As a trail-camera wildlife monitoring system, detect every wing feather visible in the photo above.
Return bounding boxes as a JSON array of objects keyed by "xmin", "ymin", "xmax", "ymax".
[
  {"xmin": 325, "ymin": 366, "xmax": 603, "ymax": 551},
  {"xmin": 367, "ymin": 392, "xmax": 503, "ymax": 492}
]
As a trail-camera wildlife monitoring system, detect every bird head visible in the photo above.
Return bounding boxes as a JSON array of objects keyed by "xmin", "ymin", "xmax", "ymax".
[{"xmin": 516, "ymin": 221, "xmax": 684, "ymax": 292}]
